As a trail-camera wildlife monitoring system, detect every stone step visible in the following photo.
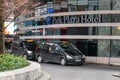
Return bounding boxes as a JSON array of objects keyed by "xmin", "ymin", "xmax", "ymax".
[{"xmin": 37, "ymin": 71, "xmax": 51, "ymax": 80}]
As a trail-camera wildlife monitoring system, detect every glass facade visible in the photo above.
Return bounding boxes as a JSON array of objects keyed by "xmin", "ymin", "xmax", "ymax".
[
  {"xmin": 98, "ymin": 40, "xmax": 110, "ymax": 57},
  {"xmin": 17, "ymin": 26, "xmax": 120, "ymax": 58},
  {"xmin": 16, "ymin": 0, "xmax": 120, "ymax": 58},
  {"xmin": 33, "ymin": 0, "xmax": 120, "ymax": 16},
  {"xmin": 15, "ymin": 0, "xmax": 120, "ymax": 20},
  {"xmin": 97, "ymin": 40, "xmax": 120, "ymax": 57},
  {"xmin": 111, "ymin": 40, "xmax": 120, "ymax": 57}
]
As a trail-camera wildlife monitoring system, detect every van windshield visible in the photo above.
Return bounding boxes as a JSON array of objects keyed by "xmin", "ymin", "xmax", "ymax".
[
  {"xmin": 24, "ymin": 42, "xmax": 36, "ymax": 51},
  {"xmin": 5, "ymin": 41, "xmax": 12, "ymax": 49},
  {"xmin": 59, "ymin": 43, "xmax": 83, "ymax": 56}
]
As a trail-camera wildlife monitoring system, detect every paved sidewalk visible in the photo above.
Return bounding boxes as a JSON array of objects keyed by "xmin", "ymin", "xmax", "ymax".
[{"xmin": 40, "ymin": 63, "xmax": 120, "ymax": 80}]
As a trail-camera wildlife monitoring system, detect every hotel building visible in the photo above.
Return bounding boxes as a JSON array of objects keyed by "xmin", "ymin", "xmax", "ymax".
[{"xmin": 15, "ymin": 0, "xmax": 120, "ymax": 65}]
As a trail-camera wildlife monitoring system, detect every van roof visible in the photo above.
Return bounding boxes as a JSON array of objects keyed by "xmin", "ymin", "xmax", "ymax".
[{"xmin": 44, "ymin": 41, "xmax": 70, "ymax": 45}]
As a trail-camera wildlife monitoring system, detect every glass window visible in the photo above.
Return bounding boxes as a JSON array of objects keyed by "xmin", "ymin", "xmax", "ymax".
[
  {"xmin": 43, "ymin": 5, "xmax": 48, "ymax": 15},
  {"xmin": 99, "ymin": 0, "xmax": 111, "ymax": 10},
  {"xmin": 51, "ymin": 45, "xmax": 60, "ymax": 52},
  {"xmin": 97, "ymin": 40, "xmax": 110, "ymax": 57},
  {"xmin": 98, "ymin": 27, "xmax": 111, "ymax": 35},
  {"xmin": 68, "ymin": 0, "xmax": 77, "ymax": 12},
  {"xmin": 78, "ymin": 0, "xmax": 88, "ymax": 11},
  {"xmin": 111, "ymin": 40, "xmax": 120, "ymax": 57},
  {"xmin": 40, "ymin": 5, "xmax": 48, "ymax": 15},
  {"xmin": 24, "ymin": 41, "xmax": 36, "ymax": 51},
  {"xmin": 54, "ymin": 3, "xmax": 61, "ymax": 10},
  {"xmin": 5, "ymin": 41, "xmax": 12, "ymax": 49},
  {"xmin": 35, "ymin": 7, "xmax": 40, "ymax": 16},
  {"xmin": 88, "ymin": 27, "xmax": 97, "ymax": 35},
  {"xmin": 59, "ymin": 43, "xmax": 83, "ymax": 55},
  {"xmin": 38, "ymin": 44, "xmax": 43, "ymax": 49},
  {"xmin": 46, "ymin": 28, "xmax": 60, "ymax": 35},
  {"xmin": 112, "ymin": 0, "xmax": 120, "ymax": 10},
  {"xmin": 61, "ymin": 1, "xmax": 68, "ymax": 12},
  {"xmin": 88, "ymin": 0, "xmax": 99, "ymax": 11},
  {"xmin": 111, "ymin": 14, "xmax": 120, "ymax": 23},
  {"xmin": 47, "ymin": 2, "xmax": 54, "ymax": 13},
  {"xmin": 53, "ymin": 2, "xmax": 61, "ymax": 12},
  {"xmin": 68, "ymin": 0, "xmax": 77, "ymax": 5},
  {"xmin": 61, "ymin": 1, "xmax": 67, "ymax": 8},
  {"xmin": 46, "ymin": 28, "xmax": 54, "ymax": 35},
  {"xmin": 44, "ymin": 44, "xmax": 50, "ymax": 51},
  {"xmin": 101, "ymin": 14, "xmax": 111, "ymax": 23},
  {"xmin": 54, "ymin": 29, "xmax": 60, "ymax": 35},
  {"xmin": 26, "ymin": 31, "xmax": 32, "ymax": 36},
  {"xmin": 112, "ymin": 27, "xmax": 120, "ymax": 35}
]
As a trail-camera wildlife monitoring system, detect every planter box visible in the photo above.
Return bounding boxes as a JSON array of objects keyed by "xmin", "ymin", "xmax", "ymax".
[{"xmin": 0, "ymin": 61, "xmax": 51, "ymax": 80}]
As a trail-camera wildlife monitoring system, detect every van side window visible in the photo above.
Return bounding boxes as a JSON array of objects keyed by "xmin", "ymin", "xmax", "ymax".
[
  {"xmin": 15, "ymin": 41, "xmax": 22, "ymax": 47},
  {"xmin": 18, "ymin": 42, "xmax": 23, "ymax": 47},
  {"xmin": 38, "ymin": 44, "xmax": 43, "ymax": 49},
  {"xmin": 43, "ymin": 44, "xmax": 50, "ymax": 52},
  {"xmin": 51, "ymin": 45, "xmax": 60, "ymax": 52}
]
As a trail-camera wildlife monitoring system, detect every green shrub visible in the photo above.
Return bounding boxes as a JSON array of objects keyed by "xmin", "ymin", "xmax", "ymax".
[{"xmin": 0, "ymin": 53, "xmax": 30, "ymax": 72}]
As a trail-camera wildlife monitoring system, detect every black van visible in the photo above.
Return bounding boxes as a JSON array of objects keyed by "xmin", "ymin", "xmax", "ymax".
[
  {"xmin": 11, "ymin": 40, "xmax": 37, "ymax": 60},
  {"xmin": 35, "ymin": 41, "xmax": 85, "ymax": 65}
]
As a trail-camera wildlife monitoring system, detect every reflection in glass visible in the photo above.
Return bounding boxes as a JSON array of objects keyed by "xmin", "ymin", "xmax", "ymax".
[
  {"xmin": 111, "ymin": 40, "xmax": 120, "ymax": 57},
  {"xmin": 78, "ymin": 0, "xmax": 88, "ymax": 11},
  {"xmin": 112, "ymin": 0, "xmax": 120, "ymax": 10},
  {"xmin": 68, "ymin": 0, "xmax": 77, "ymax": 12},
  {"xmin": 88, "ymin": 0, "xmax": 98, "ymax": 10},
  {"xmin": 98, "ymin": 27, "xmax": 110, "ymax": 35},
  {"xmin": 112, "ymin": 27, "xmax": 120, "ymax": 35},
  {"xmin": 99, "ymin": 0, "xmax": 111, "ymax": 10},
  {"xmin": 97, "ymin": 40, "xmax": 110, "ymax": 57}
]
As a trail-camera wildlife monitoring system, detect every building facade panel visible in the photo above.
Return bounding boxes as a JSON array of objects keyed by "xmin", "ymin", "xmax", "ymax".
[{"xmin": 15, "ymin": 0, "xmax": 120, "ymax": 65}]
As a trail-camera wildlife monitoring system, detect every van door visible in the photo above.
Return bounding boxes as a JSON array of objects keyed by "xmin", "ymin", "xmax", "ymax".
[
  {"xmin": 42, "ymin": 44, "xmax": 51, "ymax": 61},
  {"xmin": 11, "ymin": 42, "xmax": 18, "ymax": 54},
  {"xmin": 17, "ymin": 42, "xmax": 24, "ymax": 56},
  {"xmin": 49, "ymin": 45, "xmax": 62, "ymax": 63}
]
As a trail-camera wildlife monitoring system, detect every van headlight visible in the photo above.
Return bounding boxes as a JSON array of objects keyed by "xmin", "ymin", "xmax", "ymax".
[
  {"xmin": 27, "ymin": 50, "xmax": 32, "ymax": 54},
  {"xmin": 83, "ymin": 55, "xmax": 85, "ymax": 58},
  {"xmin": 66, "ymin": 55, "xmax": 73, "ymax": 59}
]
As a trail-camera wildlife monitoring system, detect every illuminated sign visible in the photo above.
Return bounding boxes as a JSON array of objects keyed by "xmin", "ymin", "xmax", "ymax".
[
  {"xmin": 48, "ymin": 14, "xmax": 120, "ymax": 24},
  {"xmin": 52, "ymin": 14, "xmax": 101, "ymax": 24}
]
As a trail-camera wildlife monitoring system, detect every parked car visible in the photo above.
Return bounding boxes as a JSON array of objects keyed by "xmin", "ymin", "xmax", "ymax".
[
  {"xmin": 11, "ymin": 39, "xmax": 37, "ymax": 60},
  {"xmin": 35, "ymin": 41, "xmax": 85, "ymax": 65}
]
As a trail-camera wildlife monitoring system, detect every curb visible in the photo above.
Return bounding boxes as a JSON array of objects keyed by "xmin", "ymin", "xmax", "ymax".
[
  {"xmin": 0, "ymin": 61, "xmax": 51, "ymax": 80},
  {"xmin": 37, "ymin": 71, "xmax": 51, "ymax": 80}
]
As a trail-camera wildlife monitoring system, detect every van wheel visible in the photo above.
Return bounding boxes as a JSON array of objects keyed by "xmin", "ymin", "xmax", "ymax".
[
  {"xmin": 60, "ymin": 58, "xmax": 66, "ymax": 66},
  {"xmin": 37, "ymin": 56, "xmax": 43, "ymax": 63}
]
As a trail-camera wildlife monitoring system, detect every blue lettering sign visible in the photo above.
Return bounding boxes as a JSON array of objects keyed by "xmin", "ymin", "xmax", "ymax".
[
  {"xmin": 46, "ymin": 16, "xmax": 51, "ymax": 25},
  {"xmin": 48, "ymin": 8, "xmax": 54, "ymax": 13}
]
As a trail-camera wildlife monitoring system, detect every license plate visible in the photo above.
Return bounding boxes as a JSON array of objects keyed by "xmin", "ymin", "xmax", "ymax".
[{"xmin": 75, "ymin": 60, "xmax": 81, "ymax": 62}]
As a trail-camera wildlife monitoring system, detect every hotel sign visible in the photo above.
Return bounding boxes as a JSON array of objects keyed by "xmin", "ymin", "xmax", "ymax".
[{"xmin": 52, "ymin": 14, "xmax": 101, "ymax": 24}]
